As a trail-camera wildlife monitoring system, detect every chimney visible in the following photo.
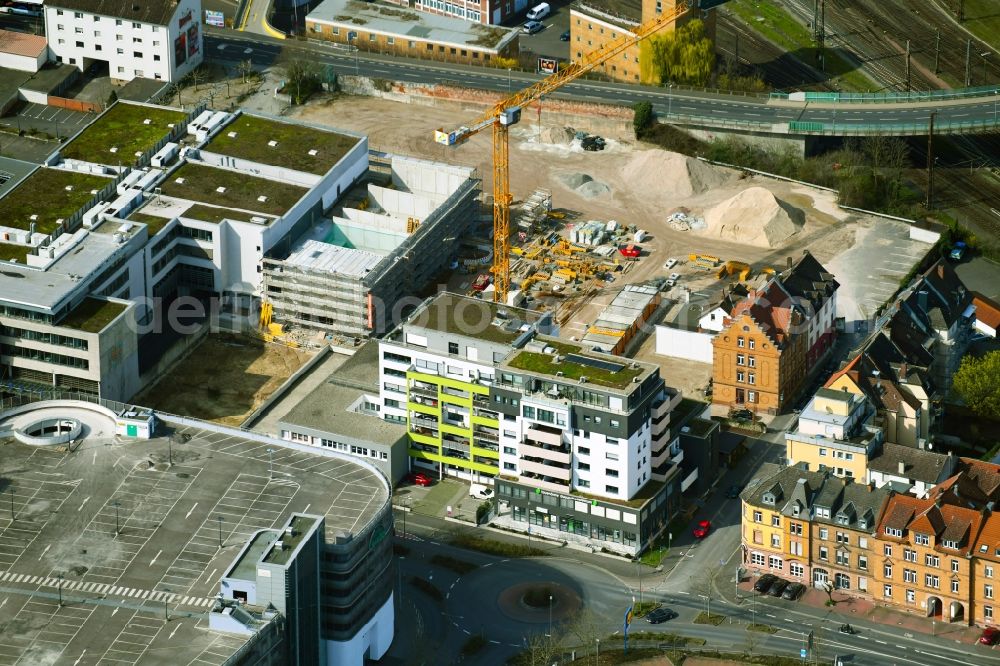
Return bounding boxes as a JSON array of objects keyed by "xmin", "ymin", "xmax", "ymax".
[
  {"xmin": 787, "ymin": 256, "xmax": 793, "ymax": 270},
  {"xmin": 898, "ymin": 461, "xmax": 906, "ymax": 475}
]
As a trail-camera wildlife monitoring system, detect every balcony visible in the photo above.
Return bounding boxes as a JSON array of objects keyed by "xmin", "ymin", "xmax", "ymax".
[
  {"xmin": 521, "ymin": 439, "xmax": 571, "ymax": 465},
  {"xmin": 519, "ymin": 457, "xmax": 571, "ymax": 481},
  {"xmin": 473, "ymin": 426, "xmax": 500, "ymax": 444},
  {"xmin": 441, "ymin": 385, "xmax": 470, "ymax": 400},
  {"xmin": 473, "ymin": 406, "xmax": 500, "ymax": 421},
  {"xmin": 409, "ymin": 385, "xmax": 438, "ymax": 400},
  {"xmin": 652, "ymin": 416, "xmax": 670, "ymax": 438},
  {"xmin": 526, "ymin": 423, "xmax": 563, "ymax": 447},
  {"xmin": 411, "ymin": 414, "xmax": 439, "ymax": 427},
  {"xmin": 518, "ymin": 472, "xmax": 570, "ymax": 493}
]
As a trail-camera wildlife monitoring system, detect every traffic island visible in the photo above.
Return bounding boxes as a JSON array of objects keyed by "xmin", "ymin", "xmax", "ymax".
[{"xmin": 497, "ymin": 582, "xmax": 582, "ymax": 623}]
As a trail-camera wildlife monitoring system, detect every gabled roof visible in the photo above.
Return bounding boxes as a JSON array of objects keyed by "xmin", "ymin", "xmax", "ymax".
[
  {"xmin": 778, "ymin": 251, "xmax": 839, "ymax": 314},
  {"xmin": 909, "ymin": 504, "xmax": 946, "ymax": 535},
  {"xmin": 972, "ymin": 513, "xmax": 1000, "ymax": 563},
  {"xmin": 43, "ymin": 0, "xmax": 184, "ymax": 25},
  {"xmin": 868, "ymin": 443, "xmax": 953, "ymax": 485},
  {"xmin": 973, "ymin": 293, "xmax": 1000, "ymax": 331},
  {"xmin": 876, "ymin": 491, "xmax": 986, "ymax": 554}
]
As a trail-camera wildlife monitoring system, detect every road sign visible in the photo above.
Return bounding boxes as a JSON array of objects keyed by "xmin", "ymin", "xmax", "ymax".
[
  {"xmin": 537, "ymin": 57, "xmax": 558, "ymax": 74},
  {"xmin": 624, "ymin": 605, "xmax": 634, "ymax": 654},
  {"xmin": 800, "ymin": 648, "xmax": 807, "ymax": 658},
  {"xmin": 205, "ymin": 10, "xmax": 224, "ymax": 27}
]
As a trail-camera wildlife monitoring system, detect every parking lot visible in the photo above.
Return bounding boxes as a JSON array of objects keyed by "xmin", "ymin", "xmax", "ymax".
[
  {"xmin": 12, "ymin": 102, "xmax": 95, "ymax": 138},
  {"xmin": 508, "ymin": 0, "xmax": 573, "ymax": 62}
]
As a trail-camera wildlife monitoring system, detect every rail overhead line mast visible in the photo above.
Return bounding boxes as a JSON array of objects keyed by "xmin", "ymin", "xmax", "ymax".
[{"xmin": 435, "ymin": 1, "xmax": 695, "ymax": 304}]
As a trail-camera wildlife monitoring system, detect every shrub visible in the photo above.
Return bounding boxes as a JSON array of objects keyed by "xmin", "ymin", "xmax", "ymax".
[
  {"xmin": 430, "ymin": 554, "xmax": 478, "ymax": 575},
  {"xmin": 475, "ymin": 500, "xmax": 493, "ymax": 524},
  {"xmin": 633, "ymin": 101, "xmax": 653, "ymax": 135},
  {"xmin": 450, "ymin": 533, "xmax": 547, "ymax": 558},
  {"xmin": 461, "ymin": 634, "xmax": 487, "ymax": 656},
  {"xmin": 409, "ymin": 576, "xmax": 443, "ymax": 601}
]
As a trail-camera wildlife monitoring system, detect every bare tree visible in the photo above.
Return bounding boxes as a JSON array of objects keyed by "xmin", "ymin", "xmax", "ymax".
[
  {"xmin": 237, "ymin": 59, "xmax": 255, "ymax": 84},
  {"xmin": 691, "ymin": 566, "xmax": 722, "ymax": 618}
]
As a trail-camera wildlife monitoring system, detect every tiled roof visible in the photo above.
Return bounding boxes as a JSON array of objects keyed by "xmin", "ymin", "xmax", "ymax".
[
  {"xmin": 959, "ymin": 458, "xmax": 1000, "ymax": 500},
  {"xmin": 0, "ymin": 29, "xmax": 47, "ymax": 57},
  {"xmin": 972, "ymin": 513, "xmax": 1000, "ymax": 563},
  {"xmin": 973, "ymin": 293, "xmax": 1000, "ymax": 330},
  {"xmin": 876, "ymin": 492, "xmax": 986, "ymax": 554},
  {"xmin": 44, "ymin": 0, "xmax": 183, "ymax": 25},
  {"xmin": 868, "ymin": 443, "xmax": 953, "ymax": 484},
  {"xmin": 779, "ymin": 251, "xmax": 839, "ymax": 314},
  {"xmin": 879, "ymin": 498, "xmax": 919, "ymax": 533}
]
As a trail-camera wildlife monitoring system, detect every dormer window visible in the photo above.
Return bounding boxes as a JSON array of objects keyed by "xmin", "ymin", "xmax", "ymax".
[
  {"xmin": 762, "ymin": 492, "xmax": 775, "ymax": 506},
  {"xmin": 943, "ymin": 540, "xmax": 959, "ymax": 549},
  {"xmin": 836, "ymin": 513, "xmax": 849, "ymax": 525},
  {"xmin": 792, "ymin": 505, "xmax": 801, "ymax": 516},
  {"xmin": 859, "ymin": 518, "xmax": 869, "ymax": 530},
  {"xmin": 816, "ymin": 506, "xmax": 830, "ymax": 519},
  {"xmin": 981, "ymin": 544, "xmax": 989, "ymax": 553},
  {"xmin": 885, "ymin": 527, "xmax": 903, "ymax": 538},
  {"xmin": 914, "ymin": 533, "xmax": 930, "ymax": 546}
]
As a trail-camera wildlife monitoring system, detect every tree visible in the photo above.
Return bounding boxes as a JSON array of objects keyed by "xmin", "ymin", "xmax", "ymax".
[
  {"xmin": 691, "ymin": 566, "xmax": 721, "ymax": 617},
  {"xmin": 633, "ymin": 101, "xmax": 653, "ymax": 136},
  {"xmin": 953, "ymin": 351, "xmax": 1000, "ymax": 419},
  {"xmin": 281, "ymin": 55, "xmax": 323, "ymax": 105},
  {"xmin": 648, "ymin": 19, "xmax": 715, "ymax": 87}
]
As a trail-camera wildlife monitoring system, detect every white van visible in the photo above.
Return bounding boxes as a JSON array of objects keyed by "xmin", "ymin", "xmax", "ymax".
[
  {"xmin": 526, "ymin": 2, "xmax": 550, "ymax": 20},
  {"xmin": 470, "ymin": 483, "xmax": 494, "ymax": 500}
]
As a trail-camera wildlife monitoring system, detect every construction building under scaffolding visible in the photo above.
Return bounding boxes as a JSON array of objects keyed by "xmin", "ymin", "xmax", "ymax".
[
  {"xmin": 262, "ymin": 153, "xmax": 480, "ymax": 341},
  {"xmin": 582, "ymin": 283, "xmax": 662, "ymax": 355}
]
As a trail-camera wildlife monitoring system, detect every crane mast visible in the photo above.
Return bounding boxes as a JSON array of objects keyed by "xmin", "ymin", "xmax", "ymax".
[{"xmin": 436, "ymin": 1, "xmax": 693, "ymax": 303}]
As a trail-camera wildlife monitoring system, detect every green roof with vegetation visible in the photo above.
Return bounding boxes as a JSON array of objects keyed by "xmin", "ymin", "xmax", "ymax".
[
  {"xmin": 413, "ymin": 293, "xmax": 543, "ymax": 344},
  {"xmin": 181, "ymin": 203, "xmax": 271, "ymax": 225},
  {"xmin": 59, "ymin": 298, "xmax": 127, "ymax": 333},
  {"xmin": 60, "ymin": 102, "xmax": 185, "ymax": 165},
  {"xmin": 125, "ymin": 211, "xmax": 173, "ymax": 238},
  {"xmin": 204, "ymin": 115, "xmax": 359, "ymax": 175},
  {"xmin": 0, "ymin": 243, "xmax": 31, "ymax": 264},
  {"xmin": 0, "ymin": 169, "xmax": 110, "ymax": 235},
  {"xmin": 508, "ymin": 340, "xmax": 645, "ymax": 389},
  {"xmin": 572, "ymin": 478, "xmax": 665, "ymax": 509},
  {"xmin": 158, "ymin": 163, "xmax": 308, "ymax": 218}
]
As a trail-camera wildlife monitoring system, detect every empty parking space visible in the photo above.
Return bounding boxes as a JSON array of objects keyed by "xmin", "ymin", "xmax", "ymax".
[{"xmin": 16, "ymin": 103, "xmax": 94, "ymax": 128}]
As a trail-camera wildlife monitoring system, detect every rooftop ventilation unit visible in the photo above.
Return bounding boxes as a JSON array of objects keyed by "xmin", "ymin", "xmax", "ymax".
[
  {"xmin": 257, "ymin": 195, "xmax": 268, "ymax": 202},
  {"xmin": 268, "ymin": 140, "xmax": 278, "ymax": 147},
  {"xmin": 64, "ymin": 185, "xmax": 73, "ymax": 191},
  {"xmin": 227, "ymin": 131, "xmax": 238, "ymax": 138},
  {"xmin": 175, "ymin": 177, "xmax": 185, "ymax": 184},
  {"xmin": 109, "ymin": 146, "xmax": 118, "ymax": 153},
  {"xmin": 308, "ymin": 149, "xmax": 318, "ymax": 156},
  {"xmin": 143, "ymin": 119, "xmax": 152, "ymax": 125},
  {"xmin": 216, "ymin": 187, "xmax": 227, "ymax": 193},
  {"xmin": 274, "ymin": 540, "xmax": 284, "ymax": 550}
]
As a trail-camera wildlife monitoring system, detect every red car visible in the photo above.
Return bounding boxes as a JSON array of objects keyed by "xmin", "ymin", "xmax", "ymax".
[
  {"xmin": 980, "ymin": 626, "xmax": 999, "ymax": 645},
  {"xmin": 409, "ymin": 472, "xmax": 433, "ymax": 487},
  {"xmin": 693, "ymin": 519, "xmax": 712, "ymax": 539}
]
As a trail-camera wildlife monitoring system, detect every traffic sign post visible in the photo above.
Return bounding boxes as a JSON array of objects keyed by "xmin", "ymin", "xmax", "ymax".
[{"xmin": 624, "ymin": 604, "xmax": 634, "ymax": 654}]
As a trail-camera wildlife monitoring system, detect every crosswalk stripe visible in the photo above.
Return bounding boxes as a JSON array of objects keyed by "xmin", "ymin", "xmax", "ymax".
[
  {"xmin": 129, "ymin": 589, "xmax": 141, "ymax": 597},
  {"xmin": 140, "ymin": 590, "xmax": 150, "ymax": 599},
  {"xmin": 28, "ymin": 576, "xmax": 39, "ymax": 584},
  {"xmin": 14, "ymin": 574, "xmax": 25, "ymax": 583}
]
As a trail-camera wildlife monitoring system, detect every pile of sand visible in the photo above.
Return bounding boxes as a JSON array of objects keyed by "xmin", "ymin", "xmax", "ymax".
[
  {"xmin": 623, "ymin": 150, "xmax": 731, "ymax": 199},
  {"xmin": 559, "ymin": 172, "xmax": 611, "ymax": 199},
  {"xmin": 702, "ymin": 187, "xmax": 804, "ymax": 248},
  {"xmin": 539, "ymin": 126, "xmax": 576, "ymax": 145}
]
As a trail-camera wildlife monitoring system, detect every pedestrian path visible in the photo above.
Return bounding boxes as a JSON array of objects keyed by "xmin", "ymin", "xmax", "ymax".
[{"xmin": 0, "ymin": 570, "xmax": 215, "ymax": 608}]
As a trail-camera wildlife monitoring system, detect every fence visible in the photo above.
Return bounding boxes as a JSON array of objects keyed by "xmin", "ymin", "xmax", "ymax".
[
  {"xmin": 134, "ymin": 102, "xmax": 206, "ymax": 169},
  {"xmin": 788, "ymin": 117, "xmax": 1000, "ymax": 136},
  {"xmin": 772, "ymin": 84, "xmax": 1000, "ymax": 104},
  {"xmin": 47, "ymin": 96, "xmax": 103, "ymax": 114}
]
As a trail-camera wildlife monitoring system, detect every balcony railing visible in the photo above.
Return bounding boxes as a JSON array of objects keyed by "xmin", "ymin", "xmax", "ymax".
[
  {"xmin": 473, "ymin": 428, "xmax": 499, "ymax": 443},
  {"xmin": 409, "ymin": 385, "xmax": 437, "ymax": 400},
  {"xmin": 518, "ymin": 471, "xmax": 570, "ymax": 493},
  {"xmin": 519, "ymin": 457, "xmax": 571, "ymax": 481},
  {"xmin": 525, "ymin": 425, "xmax": 562, "ymax": 447},
  {"xmin": 521, "ymin": 439, "xmax": 571, "ymax": 465}
]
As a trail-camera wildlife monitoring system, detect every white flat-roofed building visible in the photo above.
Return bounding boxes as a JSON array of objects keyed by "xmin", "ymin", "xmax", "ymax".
[{"xmin": 44, "ymin": 0, "xmax": 203, "ymax": 82}]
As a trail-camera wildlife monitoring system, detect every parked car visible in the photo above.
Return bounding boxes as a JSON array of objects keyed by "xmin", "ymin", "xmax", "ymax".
[
  {"xmin": 664, "ymin": 257, "xmax": 678, "ymax": 270},
  {"xmin": 470, "ymin": 483, "xmax": 493, "ymax": 499},
  {"xmin": 692, "ymin": 519, "xmax": 712, "ymax": 539},
  {"xmin": 980, "ymin": 626, "xmax": 1000, "ymax": 645},
  {"xmin": 526, "ymin": 2, "xmax": 550, "ymax": 20},
  {"xmin": 950, "ymin": 241, "xmax": 967, "ymax": 262},
  {"xmin": 839, "ymin": 623, "xmax": 857, "ymax": 635},
  {"xmin": 559, "ymin": 29, "xmax": 570, "ymax": 41},
  {"xmin": 753, "ymin": 574, "xmax": 778, "ymax": 593},
  {"xmin": 408, "ymin": 472, "xmax": 433, "ymax": 486},
  {"xmin": 645, "ymin": 607, "xmax": 678, "ymax": 624},
  {"xmin": 781, "ymin": 582, "xmax": 806, "ymax": 600},
  {"xmin": 668, "ymin": 272, "xmax": 680, "ymax": 282},
  {"xmin": 726, "ymin": 484, "xmax": 743, "ymax": 499},
  {"xmin": 766, "ymin": 578, "xmax": 790, "ymax": 597},
  {"xmin": 522, "ymin": 20, "xmax": 543, "ymax": 34}
]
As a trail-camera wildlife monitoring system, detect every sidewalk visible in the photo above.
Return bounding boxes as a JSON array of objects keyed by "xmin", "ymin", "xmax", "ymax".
[{"xmin": 733, "ymin": 579, "xmax": 985, "ymax": 645}]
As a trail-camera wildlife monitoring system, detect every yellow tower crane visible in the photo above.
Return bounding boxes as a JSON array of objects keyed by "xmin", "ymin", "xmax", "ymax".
[{"xmin": 435, "ymin": 1, "xmax": 693, "ymax": 303}]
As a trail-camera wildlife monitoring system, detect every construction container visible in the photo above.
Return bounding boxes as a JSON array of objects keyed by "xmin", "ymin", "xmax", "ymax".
[{"xmin": 634, "ymin": 229, "xmax": 647, "ymax": 243}]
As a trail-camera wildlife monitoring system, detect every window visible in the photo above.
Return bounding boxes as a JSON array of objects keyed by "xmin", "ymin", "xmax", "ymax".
[
  {"xmin": 924, "ymin": 574, "xmax": 939, "ymax": 589},
  {"xmin": 605, "ymin": 452, "xmax": 618, "ymax": 461},
  {"xmin": 749, "ymin": 339, "xmax": 756, "ymax": 349},
  {"xmin": 748, "ymin": 391, "xmax": 756, "ymax": 403},
  {"xmin": 771, "ymin": 534, "xmax": 781, "ymax": 548},
  {"xmin": 768, "ymin": 555, "xmax": 783, "ymax": 570},
  {"xmin": 988, "ymin": 585, "xmax": 995, "ymax": 600},
  {"xmin": 952, "ymin": 580, "xmax": 960, "ymax": 594},
  {"xmin": 748, "ymin": 373, "xmax": 756, "ymax": 385},
  {"xmin": 914, "ymin": 533, "xmax": 930, "ymax": 546},
  {"xmin": 987, "ymin": 606, "xmax": 994, "ymax": 620},
  {"xmin": 903, "ymin": 569, "xmax": 917, "ymax": 583},
  {"xmin": 819, "ymin": 448, "xmax": 827, "ymax": 457},
  {"xmin": 884, "ymin": 563, "xmax": 892, "ymax": 578},
  {"xmin": 819, "ymin": 528, "xmax": 829, "ymax": 540},
  {"xmin": 387, "ymin": 36, "xmax": 395, "ymax": 45},
  {"xmin": 75, "ymin": 40, "xmax": 83, "ymax": 47},
  {"xmin": 790, "ymin": 562, "xmax": 804, "ymax": 577},
  {"xmin": 75, "ymin": 27, "xmax": 83, "ymax": 33},
  {"xmin": 751, "ymin": 552, "xmax": 766, "ymax": 566},
  {"xmin": 578, "ymin": 446, "xmax": 590, "ymax": 455},
  {"xmin": 771, "ymin": 515, "xmax": 781, "ymax": 527},
  {"xmin": 605, "ymin": 485, "xmax": 618, "ymax": 494},
  {"xmin": 578, "ymin": 479, "xmax": 590, "ymax": 488},
  {"xmin": 753, "ymin": 510, "xmax": 762, "ymax": 523},
  {"xmin": 858, "ymin": 555, "xmax": 868, "ymax": 571},
  {"xmin": 790, "ymin": 541, "xmax": 803, "ymax": 556},
  {"xmin": 503, "ymin": 462, "xmax": 516, "ymax": 471},
  {"xmin": 836, "ymin": 551, "xmax": 849, "ymax": 566},
  {"xmin": 883, "ymin": 584, "xmax": 892, "ymax": 598},
  {"xmin": 790, "ymin": 522, "xmax": 803, "ymax": 536},
  {"xmin": 903, "ymin": 549, "xmax": 916, "ymax": 562},
  {"xmin": 748, "ymin": 356, "xmax": 756, "ymax": 368},
  {"xmin": 736, "ymin": 354, "xmax": 745, "ymax": 365},
  {"xmin": 884, "ymin": 527, "xmax": 903, "ymax": 538},
  {"xmin": 448, "ymin": 342, "xmax": 458, "ymax": 354},
  {"xmin": 906, "ymin": 589, "xmax": 915, "ymax": 603},
  {"xmin": 819, "ymin": 546, "xmax": 829, "ymax": 561},
  {"xmin": 577, "ymin": 462, "xmax": 590, "ymax": 472},
  {"xmin": 736, "ymin": 371, "xmax": 745, "ymax": 383},
  {"xmin": 610, "ymin": 419, "xmax": 620, "ymax": 428},
  {"xmin": 737, "ymin": 337, "xmax": 745, "ymax": 348},
  {"xmin": 74, "ymin": 11, "xmax": 82, "ymax": 18},
  {"xmin": 605, "ymin": 468, "xmax": 619, "ymax": 478},
  {"xmin": 859, "ymin": 537, "xmax": 868, "ymax": 549},
  {"xmin": 925, "ymin": 554, "xmax": 940, "ymax": 568},
  {"xmin": 987, "ymin": 566, "xmax": 994, "ymax": 578},
  {"xmin": 836, "ymin": 532, "xmax": 850, "ymax": 545}
]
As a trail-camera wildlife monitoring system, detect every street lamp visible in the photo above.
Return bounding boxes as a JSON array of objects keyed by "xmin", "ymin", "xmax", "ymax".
[
  {"xmin": 507, "ymin": 68, "xmax": 512, "ymax": 92},
  {"xmin": 57, "ymin": 573, "xmax": 64, "ymax": 607},
  {"xmin": 164, "ymin": 587, "xmax": 170, "ymax": 621},
  {"xmin": 667, "ymin": 82, "xmax": 674, "ymax": 117},
  {"xmin": 113, "ymin": 500, "xmax": 121, "ymax": 535},
  {"xmin": 217, "ymin": 515, "xmax": 224, "ymax": 548},
  {"xmin": 982, "ymin": 51, "xmax": 991, "ymax": 85},
  {"xmin": 595, "ymin": 638, "xmax": 600, "ymax": 665},
  {"xmin": 266, "ymin": 448, "xmax": 275, "ymax": 479},
  {"xmin": 167, "ymin": 435, "xmax": 173, "ymax": 466},
  {"xmin": 9, "ymin": 488, "xmax": 14, "ymax": 522},
  {"xmin": 635, "ymin": 558, "xmax": 643, "ymax": 608},
  {"xmin": 994, "ymin": 91, "xmax": 998, "ymax": 126},
  {"xmin": 548, "ymin": 594, "xmax": 553, "ymax": 645}
]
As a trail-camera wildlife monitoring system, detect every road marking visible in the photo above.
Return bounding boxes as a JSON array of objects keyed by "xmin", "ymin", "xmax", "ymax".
[
  {"xmin": 149, "ymin": 550, "xmax": 162, "ymax": 567},
  {"xmin": 875, "ymin": 639, "xmax": 887, "ymax": 644},
  {"xmin": 169, "ymin": 624, "xmax": 181, "ymax": 640},
  {"xmin": 78, "ymin": 496, "xmax": 90, "ymax": 511},
  {"xmin": 72, "ymin": 650, "xmax": 87, "ymax": 665},
  {"xmin": 185, "ymin": 503, "xmax": 198, "ymax": 519},
  {"xmin": 38, "ymin": 544, "xmax": 50, "ymax": 561}
]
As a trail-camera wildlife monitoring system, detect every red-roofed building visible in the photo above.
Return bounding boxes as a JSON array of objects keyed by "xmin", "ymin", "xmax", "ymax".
[
  {"xmin": 0, "ymin": 28, "xmax": 47, "ymax": 73},
  {"xmin": 874, "ymin": 493, "xmax": 986, "ymax": 625},
  {"xmin": 971, "ymin": 512, "xmax": 1000, "ymax": 627},
  {"xmin": 973, "ymin": 293, "xmax": 1000, "ymax": 338}
]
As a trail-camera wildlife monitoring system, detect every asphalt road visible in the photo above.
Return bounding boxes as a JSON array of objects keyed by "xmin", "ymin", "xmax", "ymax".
[{"xmin": 204, "ymin": 30, "xmax": 1000, "ymax": 133}]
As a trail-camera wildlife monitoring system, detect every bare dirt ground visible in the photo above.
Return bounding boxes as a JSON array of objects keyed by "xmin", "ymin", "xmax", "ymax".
[
  {"xmin": 135, "ymin": 334, "xmax": 312, "ymax": 426},
  {"xmin": 291, "ymin": 93, "xmax": 931, "ymax": 328}
]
